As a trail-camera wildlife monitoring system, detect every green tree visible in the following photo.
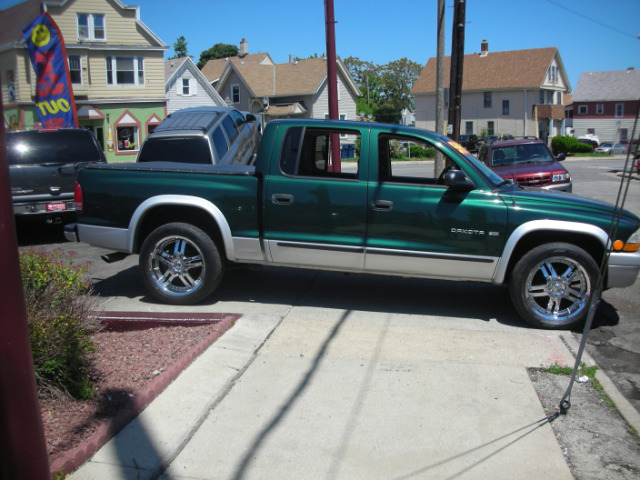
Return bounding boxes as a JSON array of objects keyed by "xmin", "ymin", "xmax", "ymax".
[
  {"xmin": 168, "ymin": 35, "xmax": 190, "ymax": 60},
  {"xmin": 344, "ymin": 56, "xmax": 422, "ymax": 123},
  {"xmin": 197, "ymin": 43, "xmax": 239, "ymax": 69}
]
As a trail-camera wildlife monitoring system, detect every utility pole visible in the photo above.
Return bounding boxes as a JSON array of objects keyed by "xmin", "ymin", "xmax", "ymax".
[
  {"xmin": 0, "ymin": 92, "xmax": 50, "ymax": 479},
  {"xmin": 447, "ymin": 0, "xmax": 466, "ymax": 142},
  {"xmin": 324, "ymin": 0, "xmax": 341, "ymax": 172},
  {"xmin": 435, "ymin": 0, "xmax": 446, "ymax": 176}
]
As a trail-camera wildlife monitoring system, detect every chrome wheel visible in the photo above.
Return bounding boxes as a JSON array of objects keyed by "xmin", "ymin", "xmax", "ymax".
[
  {"xmin": 509, "ymin": 242, "xmax": 600, "ymax": 329},
  {"xmin": 524, "ymin": 255, "xmax": 590, "ymax": 323},
  {"xmin": 149, "ymin": 234, "xmax": 205, "ymax": 297},
  {"xmin": 140, "ymin": 223, "xmax": 223, "ymax": 305}
]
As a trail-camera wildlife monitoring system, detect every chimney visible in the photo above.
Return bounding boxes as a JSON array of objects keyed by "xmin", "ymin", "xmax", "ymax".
[
  {"xmin": 239, "ymin": 38, "xmax": 248, "ymax": 57},
  {"xmin": 480, "ymin": 39, "xmax": 488, "ymax": 57}
]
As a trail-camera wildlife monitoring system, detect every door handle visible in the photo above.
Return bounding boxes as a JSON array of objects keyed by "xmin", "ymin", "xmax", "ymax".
[
  {"xmin": 272, "ymin": 193, "xmax": 294, "ymax": 205},
  {"xmin": 371, "ymin": 200, "xmax": 394, "ymax": 211}
]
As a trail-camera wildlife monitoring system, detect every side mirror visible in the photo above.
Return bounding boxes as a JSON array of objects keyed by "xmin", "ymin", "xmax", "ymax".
[
  {"xmin": 444, "ymin": 169, "xmax": 475, "ymax": 191},
  {"xmin": 556, "ymin": 152, "xmax": 566, "ymax": 161},
  {"xmin": 245, "ymin": 113, "xmax": 257, "ymax": 122}
]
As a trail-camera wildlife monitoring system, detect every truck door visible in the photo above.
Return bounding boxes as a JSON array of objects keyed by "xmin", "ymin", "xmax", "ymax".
[
  {"xmin": 365, "ymin": 133, "xmax": 508, "ymax": 282},
  {"xmin": 264, "ymin": 125, "xmax": 368, "ymax": 271}
]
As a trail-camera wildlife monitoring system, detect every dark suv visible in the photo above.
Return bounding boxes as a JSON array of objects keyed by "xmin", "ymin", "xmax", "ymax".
[
  {"xmin": 137, "ymin": 106, "xmax": 261, "ymax": 166},
  {"xmin": 477, "ymin": 138, "xmax": 572, "ymax": 192},
  {"xmin": 458, "ymin": 134, "xmax": 479, "ymax": 153},
  {"xmin": 7, "ymin": 128, "xmax": 106, "ymax": 223}
]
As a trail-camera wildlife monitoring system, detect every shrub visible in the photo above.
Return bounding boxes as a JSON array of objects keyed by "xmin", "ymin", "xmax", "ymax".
[
  {"xmin": 552, "ymin": 136, "xmax": 593, "ymax": 155},
  {"xmin": 409, "ymin": 145, "xmax": 435, "ymax": 158},
  {"xmin": 20, "ymin": 248, "xmax": 101, "ymax": 399}
]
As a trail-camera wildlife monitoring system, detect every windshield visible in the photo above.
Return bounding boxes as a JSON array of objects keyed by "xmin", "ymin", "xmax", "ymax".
[
  {"xmin": 463, "ymin": 152, "xmax": 507, "ymax": 186},
  {"xmin": 490, "ymin": 143, "xmax": 553, "ymax": 167}
]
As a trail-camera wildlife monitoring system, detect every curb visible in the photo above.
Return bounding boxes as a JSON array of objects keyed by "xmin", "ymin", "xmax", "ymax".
[{"xmin": 48, "ymin": 313, "xmax": 240, "ymax": 478}]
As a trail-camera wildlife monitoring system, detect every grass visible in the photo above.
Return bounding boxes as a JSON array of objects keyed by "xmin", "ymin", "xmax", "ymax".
[{"xmin": 542, "ymin": 362, "xmax": 616, "ymax": 409}]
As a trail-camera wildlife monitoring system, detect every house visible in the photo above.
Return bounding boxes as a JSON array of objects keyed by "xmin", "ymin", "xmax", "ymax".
[
  {"xmin": 571, "ymin": 69, "xmax": 640, "ymax": 143},
  {"xmin": 0, "ymin": 0, "xmax": 168, "ymax": 162},
  {"xmin": 165, "ymin": 56, "xmax": 225, "ymax": 115},
  {"xmin": 411, "ymin": 41, "xmax": 571, "ymax": 142},
  {"xmin": 200, "ymin": 39, "xmax": 361, "ymax": 127}
]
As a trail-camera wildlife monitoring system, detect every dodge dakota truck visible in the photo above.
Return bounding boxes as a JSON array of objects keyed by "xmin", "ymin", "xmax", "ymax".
[{"xmin": 64, "ymin": 119, "xmax": 640, "ymax": 330}]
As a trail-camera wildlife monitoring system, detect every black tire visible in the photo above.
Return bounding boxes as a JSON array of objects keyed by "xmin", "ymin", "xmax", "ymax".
[
  {"xmin": 139, "ymin": 223, "xmax": 223, "ymax": 305},
  {"xmin": 508, "ymin": 242, "xmax": 600, "ymax": 329}
]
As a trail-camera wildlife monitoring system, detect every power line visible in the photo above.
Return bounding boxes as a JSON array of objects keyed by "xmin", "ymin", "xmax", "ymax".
[{"xmin": 545, "ymin": 0, "xmax": 638, "ymax": 39}]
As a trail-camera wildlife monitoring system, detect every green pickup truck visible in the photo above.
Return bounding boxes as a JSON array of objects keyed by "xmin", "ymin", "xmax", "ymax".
[{"xmin": 65, "ymin": 119, "xmax": 640, "ymax": 329}]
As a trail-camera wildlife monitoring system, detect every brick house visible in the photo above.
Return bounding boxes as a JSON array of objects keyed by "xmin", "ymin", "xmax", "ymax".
[{"xmin": 571, "ymin": 69, "xmax": 640, "ymax": 143}]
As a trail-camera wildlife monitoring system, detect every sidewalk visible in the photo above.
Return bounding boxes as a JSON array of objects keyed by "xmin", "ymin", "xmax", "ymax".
[{"xmin": 68, "ymin": 308, "xmax": 597, "ymax": 480}]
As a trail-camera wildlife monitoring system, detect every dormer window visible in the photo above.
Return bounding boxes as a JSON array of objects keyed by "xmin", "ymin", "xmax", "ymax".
[{"xmin": 77, "ymin": 14, "xmax": 105, "ymax": 41}]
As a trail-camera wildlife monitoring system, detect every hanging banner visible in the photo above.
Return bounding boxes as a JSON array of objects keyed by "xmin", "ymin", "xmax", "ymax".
[{"xmin": 22, "ymin": 12, "xmax": 78, "ymax": 129}]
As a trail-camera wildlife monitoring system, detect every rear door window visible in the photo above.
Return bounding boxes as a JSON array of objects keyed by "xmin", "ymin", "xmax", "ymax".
[
  {"xmin": 211, "ymin": 126, "xmax": 229, "ymax": 163},
  {"xmin": 7, "ymin": 130, "xmax": 104, "ymax": 165},
  {"xmin": 138, "ymin": 137, "xmax": 211, "ymax": 164}
]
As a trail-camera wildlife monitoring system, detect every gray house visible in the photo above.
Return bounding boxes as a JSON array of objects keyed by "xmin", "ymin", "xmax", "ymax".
[{"xmin": 165, "ymin": 57, "xmax": 225, "ymax": 115}]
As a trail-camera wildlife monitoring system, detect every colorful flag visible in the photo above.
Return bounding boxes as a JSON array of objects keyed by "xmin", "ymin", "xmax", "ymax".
[{"xmin": 22, "ymin": 12, "xmax": 78, "ymax": 129}]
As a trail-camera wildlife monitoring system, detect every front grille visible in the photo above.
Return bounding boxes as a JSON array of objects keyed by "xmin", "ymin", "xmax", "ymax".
[{"xmin": 515, "ymin": 174, "xmax": 551, "ymax": 187}]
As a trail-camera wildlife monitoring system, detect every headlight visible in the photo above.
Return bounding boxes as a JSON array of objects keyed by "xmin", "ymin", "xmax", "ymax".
[{"xmin": 552, "ymin": 172, "xmax": 570, "ymax": 183}]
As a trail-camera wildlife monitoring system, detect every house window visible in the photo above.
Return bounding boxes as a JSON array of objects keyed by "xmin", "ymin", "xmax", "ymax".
[
  {"xmin": 587, "ymin": 128, "xmax": 596, "ymax": 135},
  {"xmin": 539, "ymin": 91, "xmax": 545, "ymax": 104},
  {"xmin": 487, "ymin": 121, "xmax": 495, "ymax": 136},
  {"xmin": 465, "ymin": 121, "xmax": 473, "ymax": 135},
  {"xmin": 596, "ymin": 104, "xmax": 604, "ymax": 114},
  {"xmin": 106, "ymin": 56, "xmax": 144, "ymax": 86},
  {"xmin": 182, "ymin": 78, "xmax": 190, "ymax": 96},
  {"xmin": 620, "ymin": 128, "xmax": 628, "ymax": 141},
  {"xmin": 232, "ymin": 85, "xmax": 240, "ymax": 103},
  {"xmin": 77, "ymin": 14, "xmax": 105, "ymax": 41},
  {"xmin": 502, "ymin": 100, "xmax": 510, "ymax": 115},
  {"xmin": 547, "ymin": 91, "xmax": 554, "ymax": 104},
  {"xmin": 68, "ymin": 55, "xmax": 82, "ymax": 84},
  {"xmin": 484, "ymin": 92, "xmax": 492, "ymax": 108},
  {"xmin": 116, "ymin": 126, "xmax": 139, "ymax": 152},
  {"xmin": 556, "ymin": 92, "xmax": 562, "ymax": 104},
  {"xmin": 578, "ymin": 105, "xmax": 588, "ymax": 115},
  {"xmin": 616, "ymin": 103, "xmax": 624, "ymax": 117}
]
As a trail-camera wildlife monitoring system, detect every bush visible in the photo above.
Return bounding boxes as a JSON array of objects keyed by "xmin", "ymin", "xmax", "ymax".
[
  {"xmin": 552, "ymin": 136, "xmax": 593, "ymax": 155},
  {"xmin": 409, "ymin": 145, "xmax": 435, "ymax": 158},
  {"xmin": 20, "ymin": 248, "xmax": 101, "ymax": 399}
]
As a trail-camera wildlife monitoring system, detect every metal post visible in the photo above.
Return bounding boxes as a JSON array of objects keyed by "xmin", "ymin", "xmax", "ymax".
[
  {"xmin": 435, "ymin": 0, "xmax": 446, "ymax": 176},
  {"xmin": 0, "ymin": 92, "xmax": 51, "ymax": 479}
]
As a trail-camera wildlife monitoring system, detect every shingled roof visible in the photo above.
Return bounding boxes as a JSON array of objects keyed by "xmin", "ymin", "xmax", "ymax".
[
  {"xmin": 215, "ymin": 56, "xmax": 360, "ymax": 99},
  {"xmin": 200, "ymin": 53, "xmax": 274, "ymax": 83},
  {"xmin": 411, "ymin": 47, "xmax": 561, "ymax": 94},
  {"xmin": 572, "ymin": 70, "xmax": 640, "ymax": 102}
]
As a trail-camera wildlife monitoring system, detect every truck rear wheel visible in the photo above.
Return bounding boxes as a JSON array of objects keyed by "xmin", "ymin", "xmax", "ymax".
[
  {"xmin": 139, "ymin": 223, "xmax": 223, "ymax": 305},
  {"xmin": 509, "ymin": 242, "xmax": 600, "ymax": 329}
]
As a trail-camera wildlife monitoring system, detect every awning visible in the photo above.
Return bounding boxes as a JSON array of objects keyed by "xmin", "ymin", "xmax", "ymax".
[{"xmin": 76, "ymin": 105, "xmax": 105, "ymax": 120}]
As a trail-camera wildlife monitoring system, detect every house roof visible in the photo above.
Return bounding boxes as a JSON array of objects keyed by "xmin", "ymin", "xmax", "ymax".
[
  {"xmin": 217, "ymin": 56, "xmax": 361, "ymax": 100},
  {"xmin": 165, "ymin": 56, "xmax": 189, "ymax": 80},
  {"xmin": 572, "ymin": 70, "xmax": 640, "ymax": 102},
  {"xmin": 201, "ymin": 53, "xmax": 274, "ymax": 83},
  {"xmin": 411, "ymin": 47, "xmax": 561, "ymax": 94}
]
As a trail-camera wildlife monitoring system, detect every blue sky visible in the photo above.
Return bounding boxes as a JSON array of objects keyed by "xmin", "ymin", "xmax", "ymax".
[{"xmin": 2, "ymin": 0, "xmax": 638, "ymax": 90}]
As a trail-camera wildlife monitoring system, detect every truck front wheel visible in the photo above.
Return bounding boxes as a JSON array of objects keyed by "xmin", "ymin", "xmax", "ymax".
[
  {"xmin": 509, "ymin": 242, "xmax": 600, "ymax": 329},
  {"xmin": 139, "ymin": 223, "xmax": 223, "ymax": 305}
]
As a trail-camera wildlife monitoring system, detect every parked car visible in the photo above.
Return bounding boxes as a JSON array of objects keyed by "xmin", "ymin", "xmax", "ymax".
[
  {"xmin": 136, "ymin": 106, "xmax": 261, "ymax": 166},
  {"xmin": 6, "ymin": 128, "xmax": 106, "ymax": 223},
  {"xmin": 594, "ymin": 143, "xmax": 613, "ymax": 154},
  {"xmin": 458, "ymin": 134, "xmax": 479, "ymax": 152},
  {"xmin": 611, "ymin": 142, "xmax": 628, "ymax": 155},
  {"xmin": 477, "ymin": 138, "xmax": 571, "ymax": 192}
]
